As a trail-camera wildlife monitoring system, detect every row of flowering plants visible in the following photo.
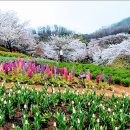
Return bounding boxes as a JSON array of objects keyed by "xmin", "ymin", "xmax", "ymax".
[
  {"xmin": 0, "ymin": 81, "xmax": 130, "ymax": 129},
  {"xmin": 0, "ymin": 57, "xmax": 118, "ymax": 89},
  {"xmin": 1, "ymin": 56, "xmax": 130, "ymax": 87}
]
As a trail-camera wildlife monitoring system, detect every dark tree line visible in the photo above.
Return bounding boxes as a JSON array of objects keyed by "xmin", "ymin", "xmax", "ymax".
[
  {"xmin": 31, "ymin": 25, "xmax": 74, "ymax": 42},
  {"xmin": 85, "ymin": 25, "xmax": 130, "ymax": 41}
]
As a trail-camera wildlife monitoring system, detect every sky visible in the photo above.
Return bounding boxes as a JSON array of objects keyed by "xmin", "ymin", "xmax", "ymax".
[{"xmin": 0, "ymin": 1, "xmax": 130, "ymax": 34}]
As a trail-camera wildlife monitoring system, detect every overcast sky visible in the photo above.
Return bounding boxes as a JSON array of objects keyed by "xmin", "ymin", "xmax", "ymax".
[{"xmin": 0, "ymin": 1, "xmax": 130, "ymax": 34}]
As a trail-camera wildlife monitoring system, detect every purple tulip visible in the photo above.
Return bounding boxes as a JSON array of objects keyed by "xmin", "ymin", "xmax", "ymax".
[
  {"xmin": 3, "ymin": 63, "xmax": 8, "ymax": 74},
  {"xmin": 52, "ymin": 66, "xmax": 55, "ymax": 74},
  {"xmin": 108, "ymin": 75, "xmax": 113, "ymax": 85},
  {"xmin": 40, "ymin": 63, "xmax": 45, "ymax": 73},
  {"xmin": 36, "ymin": 65, "xmax": 41, "ymax": 73},
  {"xmin": 22, "ymin": 66, "xmax": 26, "ymax": 75},
  {"xmin": 8, "ymin": 62, "xmax": 13, "ymax": 71},
  {"xmin": 13, "ymin": 62, "xmax": 17, "ymax": 70},
  {"xmin": 56, "ymin": 66, "xmax": 59, "ymax": 74}
]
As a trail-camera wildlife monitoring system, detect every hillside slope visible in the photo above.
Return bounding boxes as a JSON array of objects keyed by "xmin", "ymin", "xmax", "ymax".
[{"xmin": 85, "ymin": 16, "xmax": 130, "ymax": 40}]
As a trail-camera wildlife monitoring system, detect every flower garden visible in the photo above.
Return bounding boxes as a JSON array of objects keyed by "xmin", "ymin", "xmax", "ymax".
[
  {"xmin": 0, "ymin": 57, "xmax": 130, "ymax": 129},
  {"xmin": 0, "ymin": 82, "xmax": 130, "ymax": 130}
]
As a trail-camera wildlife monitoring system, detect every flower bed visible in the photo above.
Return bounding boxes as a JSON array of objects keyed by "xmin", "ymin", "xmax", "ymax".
[
  {"xmin": 0, "ymin": 57, "xmax": 119, "ymax": 89},
  {"xmin": 0, "ymin": 82, "xmax": 130, "ymax": 129}
]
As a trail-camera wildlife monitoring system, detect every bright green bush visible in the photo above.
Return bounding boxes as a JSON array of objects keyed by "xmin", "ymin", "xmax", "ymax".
[
  {"xmin": 113, "ymin": 77, "xmax": 121, "ymax": 84},
  {"xmin": 122, "ymin": 78, "xmax": 130, "ymax": 87}
]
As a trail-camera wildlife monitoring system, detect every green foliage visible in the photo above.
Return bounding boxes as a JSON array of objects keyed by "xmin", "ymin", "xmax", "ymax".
[
  {"xmin": 122, "ymin": 78, "xmax": 130, "ymax": 87},
  {"xmin": 0, "ymin": 83, "xmax": 130, "ymax": 129},
  {"xmin": 73, "ymin": 34, "xmax": 88, "ymax": 45},
  {"xmin": 0, "ymin": 51, "xmax": 33, "ymax": 59},
  {"xmin": 113, "ymin": 77, "xmax": 121, "ymax": 84}
]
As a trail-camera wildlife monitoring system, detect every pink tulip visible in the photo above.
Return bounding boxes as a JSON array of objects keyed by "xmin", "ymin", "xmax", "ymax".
[
  {"xmin": 0, "ymin": 64, "xmax": 3, "ymax": 71},
  {"xmin": 27, "ymin": 69, "xmax": 33, "ymax": 77},
  {"xmin": 64, "ymin": 71, "xmax": 68, "ymax": 80},
  {"xmin": 46, "ymin": 64, "xmax": 50, "ymax": 73},
  {"xmin": 86, "ymin": 75, "xmax": 90, "ymax": 81},
  {"xmin": 68, "ymin": 73, "xmax": 73, "ymax": 82},
  {"xmin": 64, "ymin": 67, "xmax": 68, "ymax": 76}
]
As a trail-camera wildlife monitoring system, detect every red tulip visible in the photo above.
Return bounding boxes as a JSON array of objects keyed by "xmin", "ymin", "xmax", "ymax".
[
  {"xmin": 47, "ymin": 71, "xmax": 52, "ymax": 77},
  {"xmin": 90, "ymin": 73, "xmax": 92, "ymax": 80},
  {"xmin": 14, "ymin": 69, "xmax": 17, "ymax": 76}
]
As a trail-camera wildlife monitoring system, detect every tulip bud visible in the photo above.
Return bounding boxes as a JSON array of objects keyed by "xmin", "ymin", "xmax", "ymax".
[
  {"xmin": 53, "ymin": 122, "xmax": 57, "ymax": 127},
  {"xmin": 77, "ymin": 118, "xmax": 80, "ymax": 124},
  {"xmin": 73, "ymin": 107, "xmax": 76, "ymax": 113}
]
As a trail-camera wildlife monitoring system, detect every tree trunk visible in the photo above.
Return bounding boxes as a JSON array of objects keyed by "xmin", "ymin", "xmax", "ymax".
[{"xmin": 7, "ymin": 40, "xmax": 12, "ymax": 52}]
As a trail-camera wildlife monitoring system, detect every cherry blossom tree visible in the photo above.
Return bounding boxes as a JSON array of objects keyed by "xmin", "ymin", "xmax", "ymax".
[
  {"xmin": 0, "ymin": 10, "xmax": 35, "ymax": 52},
  {"xmin": 49, "ymin": 35, "xmax": 74, "ymax": 61}
]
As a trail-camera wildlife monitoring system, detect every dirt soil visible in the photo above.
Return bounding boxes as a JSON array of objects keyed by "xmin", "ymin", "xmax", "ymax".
[{"xmin": 0, "ymin": 82, "xmax": 130, "ymax": 98}]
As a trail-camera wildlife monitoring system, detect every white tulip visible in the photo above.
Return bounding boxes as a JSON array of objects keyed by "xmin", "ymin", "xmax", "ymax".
[
  {"xmin": 63, "ymin": 116, "xmax": 66, "ymax": 121},
  {"xmin": 108, "ymin": 108, "xmax": 111, "ymax": 112},
  {"xmin": 73, "ymin": 107, "xmax": 76, "ymax": 113},
  {"xmin": 25, "ymin": 120, "xmax": 28, "ymax": 125},
  {"xmin": 97, "ymin": 118, "xmax": 100, "ymax": 123},
  {"xmin": 1, "ymin": 98, "xmax": 3, "ymax": 102},
  {"xmin": 17, "ymin": 90, "xmax": 21, "ymax": 94},
  {"xmin": 92, "ymin": 114, "xmax": 95, "ymax": 118},
  {"xmin": 24, "ymin": 104, "xmax": 27, "ymax": 109},
  {"xmin": 72, "ymin": 101, "xmax": 74, "ymax": 104},
  {"xmin": 12, "ymin": 124, "xmax": 15, "ymax": 128},
  {"xmin": 115, "ymin": 127, "xmax": 118, "ymax": 130},
  {"xmin": 4, "ymin": 100, "xmax": 7, "ymax": 104},
  {"xmin": 53, "ymin": 122, "xmax": 56, "ymax": 127},
  {"xmin": 77, "ymin": 118, "xmax": 80, "ymax": 124}
]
